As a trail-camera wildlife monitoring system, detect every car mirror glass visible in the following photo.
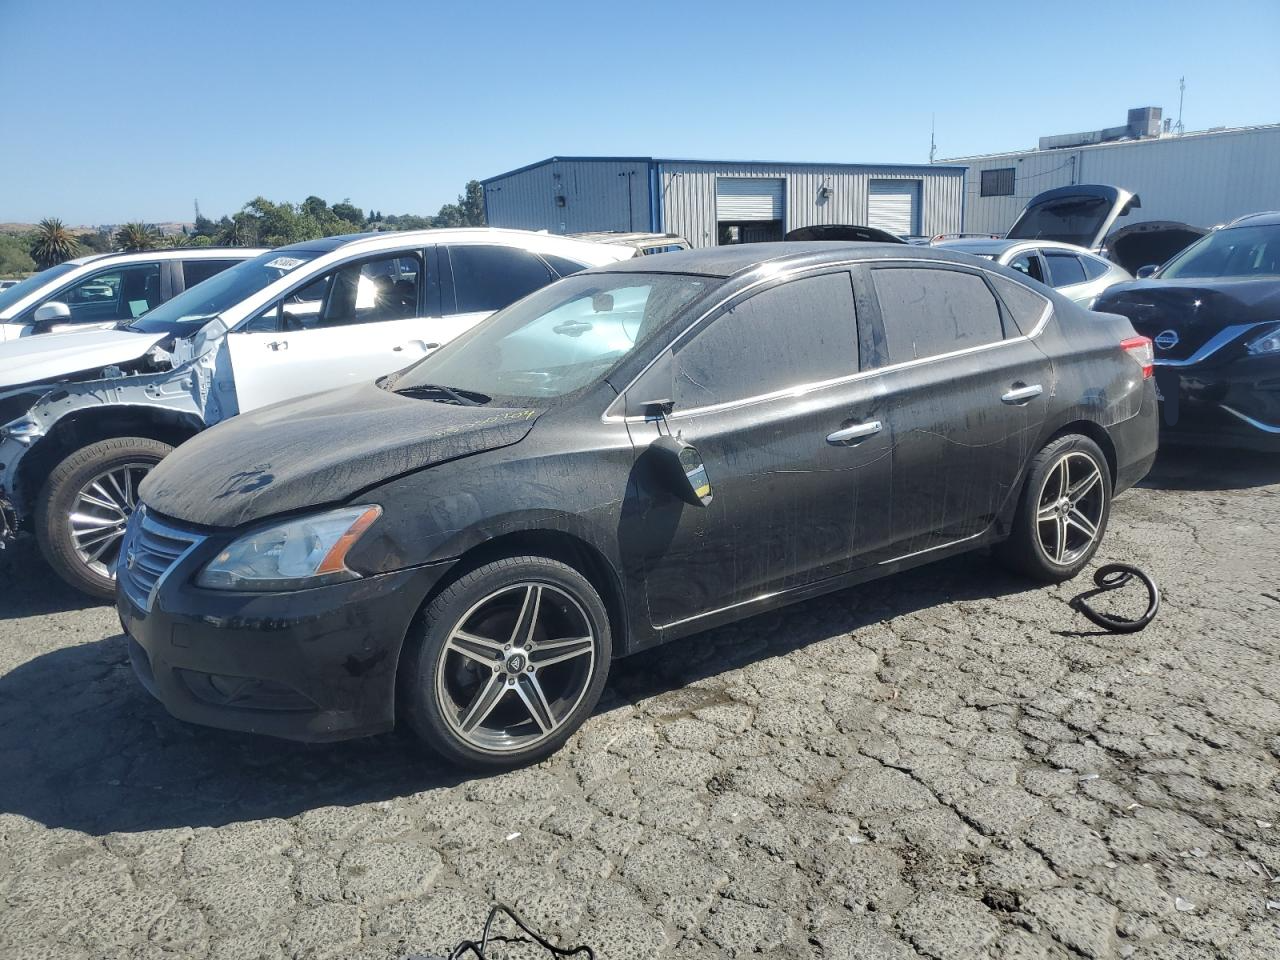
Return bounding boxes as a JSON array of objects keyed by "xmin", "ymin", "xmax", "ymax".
[{"xmin": 650, "ymin": 435, "xmax": 713, "ymax": 507}]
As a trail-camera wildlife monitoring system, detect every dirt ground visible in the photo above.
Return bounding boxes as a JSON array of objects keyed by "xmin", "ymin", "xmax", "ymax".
[{"xmin": 1, "ymin": 447, "xmax": 1277, "ymax": 960}]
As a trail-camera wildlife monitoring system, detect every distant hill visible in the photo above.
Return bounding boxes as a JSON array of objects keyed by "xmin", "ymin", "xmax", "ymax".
[{"xmin": 0, "ymin": 222, "xmax": 193, "ymax": 237}]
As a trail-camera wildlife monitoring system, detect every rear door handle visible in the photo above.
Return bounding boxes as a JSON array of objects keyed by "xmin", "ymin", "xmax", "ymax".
[
  {"xmin": 827, "ymin": 420, "xmax": 882, "ymax": 444},
  {"xmin": 1001, "ymin": 383, "xmax": 1042, "ymax": 404}
]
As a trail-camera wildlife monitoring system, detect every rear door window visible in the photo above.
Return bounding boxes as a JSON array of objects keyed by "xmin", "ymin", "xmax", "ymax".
[
  {"xmin": 871, "ymin": 266, "xmax": 1005, "ymax": 363},
  {"xmin": 1044, "ymin": 252, "xmax": 1088, "ymax": 287},
  {"xmin": 673, "ymin": 271, "xmax": 858, "ymax": 408},
  {"xmin": 181, "ymin": 258, "xmax": 240, "ymax": 289},
  {"xmin": 445, "ymin": 245, "xmax": 557, "ymax": 314}
]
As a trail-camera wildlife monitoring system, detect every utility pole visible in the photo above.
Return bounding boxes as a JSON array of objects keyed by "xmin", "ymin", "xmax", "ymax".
[
  {"xmin": 929, "ymin": 114, "xmax": 937, "ymax": 163},
  {"xmin": 1176, "ymin": 76, "xmax": 1186, "ymax": 135}
]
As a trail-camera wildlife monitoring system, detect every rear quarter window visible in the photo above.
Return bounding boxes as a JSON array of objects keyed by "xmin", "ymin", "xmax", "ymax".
[
  {"xmin": 988, "ymin": 273, "xmax": 1051, "ymax": 335},
  {"xmin": 871, "ymin": 266, "xmax": 1005, "ymax": 363}
]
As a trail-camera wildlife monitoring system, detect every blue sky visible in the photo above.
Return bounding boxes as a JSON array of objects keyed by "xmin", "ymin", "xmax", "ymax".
[{"xmin": 1, "ymin": 0, "xmax": 1276, "ymax": 225}]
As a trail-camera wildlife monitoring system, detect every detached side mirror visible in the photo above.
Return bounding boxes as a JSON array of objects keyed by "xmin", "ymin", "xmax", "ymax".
[
  {"xmin": 33, "ymin": 301, "xmax": 71, "ymax": 330},
  {"xmin": 650, "ymin": 435, "xmax": 713, "ymax": 507},
  {"xmin": 1135, "ymin": 264, "xmax": 1159, "ymax": 280}
]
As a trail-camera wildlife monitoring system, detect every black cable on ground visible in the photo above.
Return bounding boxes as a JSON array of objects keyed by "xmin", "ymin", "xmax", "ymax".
[
  {"xmin": 1070, "ymin": 562, "xmax": 1160, "ymax": 633},
  {"xmin": 406, "ymin": 902, "xmax": 595, "ymax": 960}
]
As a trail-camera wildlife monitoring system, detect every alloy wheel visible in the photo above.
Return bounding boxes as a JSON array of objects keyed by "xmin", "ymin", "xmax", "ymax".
[
  {"xmin": 69, "ymin": 462, "xmax": 152, "ymax": 578},
  {"xmin": 435, "ymin": 581, "xmax": 596, "ymax": 753},
  {"xmin": 1035, "ymin": 451, "xmax": 1105, "ymax": 565}
]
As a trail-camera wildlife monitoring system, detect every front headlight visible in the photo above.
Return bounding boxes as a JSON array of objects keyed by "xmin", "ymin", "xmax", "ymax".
[
  {"xmin": 1246, "ymin": 325, "xmax": 1280, "ymax": 356},
  {"xmin": 197, "ymin": 504, "xmax": 382, "ymax": 591}
]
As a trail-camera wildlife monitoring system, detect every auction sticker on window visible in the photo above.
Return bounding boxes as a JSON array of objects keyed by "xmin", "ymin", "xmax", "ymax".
[{"xmin": 265, "ymin": 256, "xmax": 309, "ymax": 271}]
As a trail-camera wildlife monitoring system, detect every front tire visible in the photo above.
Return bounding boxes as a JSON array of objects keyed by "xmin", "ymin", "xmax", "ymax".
[
  {"xmin": 995, "ymin": 433, "xmax": 1111, "ymax": 584},
  {"xmin": 35, "ymin": 437, "xmax": 173, "ymax": 600},
  {"xmin": 399, "ymin": 556, "xmax": 612, "ymax": 769}
]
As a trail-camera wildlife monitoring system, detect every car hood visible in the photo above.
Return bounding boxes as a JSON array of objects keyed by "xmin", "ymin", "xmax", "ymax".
[
  {"xmin": 1094, "ymin": 277, "xmax": 1280, "ymax": 362},
  {"xmin": 1007, "ymin": 184, "xmax": 1141, "ymax": 251},
  {"xmin": 139, "ymin": 381, "xmax": 542, "ymax": 529},
  {"xmin": 0, "ymin": 327, "xmax": 166, "ymax": 388}
]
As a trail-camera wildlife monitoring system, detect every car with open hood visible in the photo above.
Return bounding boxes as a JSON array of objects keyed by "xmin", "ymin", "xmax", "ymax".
[
  {"xmin": 117, "ymin": 241, "xmax": 1157, "ymax": 769},
  {"xmin": 932, "ymin": 238, "xmax": 1131, "ymax": 306},
  {"xmin": 0, "ymin": 247, "xmax": 264, "ymax": 341},
  {"xmin": 1092, "ymin": 211, "xmax": 1280, "ymax": 450},
  {"xmin": 0, "ymin": 228, "xmax": 632, "ymax": 598}
]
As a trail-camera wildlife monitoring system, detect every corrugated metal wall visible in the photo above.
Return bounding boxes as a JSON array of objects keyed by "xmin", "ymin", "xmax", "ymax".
[
  {"xmin": 482, "ymin": 159, "xmax": 652, "ymax": 234},
  {"xmin": 956, "ymin": 125, "xmax": 1280, "ymax": 235},
  {"xmin": 656, "ymin": 162, "xmax": 964, "ymax": 247}
]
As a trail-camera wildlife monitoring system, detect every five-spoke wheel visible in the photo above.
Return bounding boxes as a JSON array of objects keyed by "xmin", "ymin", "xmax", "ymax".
[
  {"xmin": 996, "ymin": 434, "xmax": 1112, "ymax": 583},
  {"xmin": 401, "ymin": 556, "xmax": 611, "ymax": 768}
]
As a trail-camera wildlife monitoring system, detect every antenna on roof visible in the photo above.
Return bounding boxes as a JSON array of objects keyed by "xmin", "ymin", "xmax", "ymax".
[
  {"xmin": 1175, "ymin": 76, "xmax": 1186, "ymax": 135},
  {"xmin": 929, "ymin": 114, "xmax": 937, "ymax": 163}
]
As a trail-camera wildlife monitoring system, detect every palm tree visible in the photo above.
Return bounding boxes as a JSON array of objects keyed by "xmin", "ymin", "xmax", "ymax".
[
  {"xmin": 114, "ymin": 222, "xmax": 160, "ymax": 251},
  {"xmin": 29, "ymin": 218, "xmax": 82, "ymax": 268}
]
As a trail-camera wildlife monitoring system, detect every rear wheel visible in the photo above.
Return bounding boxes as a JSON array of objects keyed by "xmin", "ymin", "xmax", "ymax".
[
  {"xmin": 399, "ymin": 556, "xmax": 612, "ymax": 769},
  {"xmin": 995, "ymin": 434, "xmax": 1111, "ymax": 583},
  {"xmin": 35, "ymin": 437, "xmax": 172, "ymax": 600}
]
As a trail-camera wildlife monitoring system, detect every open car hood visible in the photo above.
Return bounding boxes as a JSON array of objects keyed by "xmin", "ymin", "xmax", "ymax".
[
  {"xmin": 0, "ymin": 327, "xmax": 167, "ymax": 388},
  {"xmin": 140, "ymin": 381, "xmax": 542, "ymax": 528},
  {"xmin": 1007, "ymin": 184, "xmax": 1141, "ymax": 251}
]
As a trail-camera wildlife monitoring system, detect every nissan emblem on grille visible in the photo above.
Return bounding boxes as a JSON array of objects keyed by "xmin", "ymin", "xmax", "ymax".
[{"xmin": 1154, "ymin": 329, "xmax": 1180, "ymax": 350}]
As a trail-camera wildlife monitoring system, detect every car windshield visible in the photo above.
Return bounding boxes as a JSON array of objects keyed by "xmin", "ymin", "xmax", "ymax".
[
  {"xmin": 389, "ymin": 272, "xmax": 717, "ymax": 405},
  {"xmin": 0, "ymin": 262, "xmax": 78, "ymax": 314},
  {"xmin": 1159, "ymin": 223, "xmax": 1280, "ymax": 279},
  {"xmin": 127, "ymin": 250, "xmax": 322, "ymax": 334}
]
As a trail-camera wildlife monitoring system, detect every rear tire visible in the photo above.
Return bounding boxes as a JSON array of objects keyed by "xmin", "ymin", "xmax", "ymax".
[
  {"xmin": 399, "ymin": 556, "xmax": 612, "ymax": 770},
  {"xmin": 995, "ymin": 433, "xmax": 1111, "ymax": 584},
  {"xmin": 35, "ymin": 437, "xmax": 172, "ymax": 600}
]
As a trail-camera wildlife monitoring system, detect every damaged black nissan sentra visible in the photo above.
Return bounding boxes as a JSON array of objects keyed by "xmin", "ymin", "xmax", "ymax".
[{"xmin": 119, "ymin": 243, "xmax": 1158, "ymax": 768}]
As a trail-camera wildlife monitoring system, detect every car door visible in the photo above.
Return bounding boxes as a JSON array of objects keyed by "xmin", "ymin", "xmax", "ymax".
[
  {"xmin": 226, "ymin": 250, "xmax": 435, "ymax": 412},
  {"xmin": 624, "ymin": 269, "xmax": 894, "ymax": 630},
  {"xmin": 859, "ymin": 261, "xmax": 1052, "ymax": 560},
  {"xmin": 439, "ymin": 244, "xmax": 564, "ymax": 343}
]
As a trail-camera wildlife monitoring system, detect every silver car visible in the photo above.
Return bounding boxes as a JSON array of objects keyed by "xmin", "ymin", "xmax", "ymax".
[{"xmin": 931, "ymin": 238, "xmax": 1131, "ymax": 306}]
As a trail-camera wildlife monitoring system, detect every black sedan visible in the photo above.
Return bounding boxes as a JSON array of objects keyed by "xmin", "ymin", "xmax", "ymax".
[
  {"xmin": 118, "ymin": 243, "xmax": 1158, "ymax": 768},
  {"xmin": 1094, "ymin": 212, "xmax": 1280, "ymax": 451}
]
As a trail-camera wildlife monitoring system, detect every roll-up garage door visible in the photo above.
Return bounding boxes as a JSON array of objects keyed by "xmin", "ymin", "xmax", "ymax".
[
  {"xmin": 867, "ymin": 180, "xmax": 921, "ymax": 236},
  {"xmin": 716, "ymin": 178, "xmax": 785, "ymax": 221}
]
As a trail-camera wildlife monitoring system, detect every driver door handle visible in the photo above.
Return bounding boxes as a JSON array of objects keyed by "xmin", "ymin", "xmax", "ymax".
[
  {"xmin": 1001, "ymin": 383, "xmax": 1042, "ymax": 404},
  {"xmin": 827, "ymin": 420, "xmax": 883, "ymax": 444},
  {"xmin": 266, "ymin": 340, "xmax": 289, "ymax": 351}
]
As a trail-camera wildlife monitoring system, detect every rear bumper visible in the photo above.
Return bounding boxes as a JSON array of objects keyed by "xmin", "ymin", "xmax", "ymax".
[
  {"xmin": 1111, "ymin": 380, "xmax": 1160, "ymax": 494},
  {"xmin": 1154, "ymin": 355, "xmax": 1280, "ymax": 452}
]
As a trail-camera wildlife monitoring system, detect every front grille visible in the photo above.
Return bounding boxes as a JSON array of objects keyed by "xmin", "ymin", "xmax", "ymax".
[{"xmin": 119, "ymin": 507, "xmax": 204, "ymax": 611}]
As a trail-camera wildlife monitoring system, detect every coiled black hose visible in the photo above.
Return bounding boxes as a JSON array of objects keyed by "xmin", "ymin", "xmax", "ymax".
[{"xmin": 1070, "ymin": 563, "xmax": 1161, "ymax": 633}]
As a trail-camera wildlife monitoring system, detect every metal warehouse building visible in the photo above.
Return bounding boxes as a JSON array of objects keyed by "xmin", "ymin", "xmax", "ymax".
[
  {"xmin": 948, "ymin": 108, "xmax": 1280, "ymax": 236},
  {"xmin": 481, "ymin": 157, "xmax": 965, "ymax": 247}
]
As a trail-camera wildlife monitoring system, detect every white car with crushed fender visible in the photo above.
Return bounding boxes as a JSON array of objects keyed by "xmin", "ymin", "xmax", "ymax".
[{"xmin": 0, "ymin": 228, "xmax": 632, "ymax": 598}]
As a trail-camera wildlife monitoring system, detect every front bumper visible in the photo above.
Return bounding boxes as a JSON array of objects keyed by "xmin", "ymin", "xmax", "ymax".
[
  {"xmin": 1154, "ymin": 354, "xmax": 1280, "ymax": 452},
  {"xmin": 118, "ymin": 521, "xmax": 455, "ymax": 742}
]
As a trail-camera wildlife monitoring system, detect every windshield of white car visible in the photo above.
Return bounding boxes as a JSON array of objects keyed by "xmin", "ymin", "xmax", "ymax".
[
  {"xmin": 388, "ymin": 272, "xmax": 718, "ymax": 405},
  {"xmin": 126, "ymin": 250, "xmax": 323, "ymax": 334},
  {"xmin": 1159, "ymin": 223, "xmax": 1280, "ymax": 279},
  {"xmin": 0, "ymin": 263, "xmax": 78, "ymax": 314}
]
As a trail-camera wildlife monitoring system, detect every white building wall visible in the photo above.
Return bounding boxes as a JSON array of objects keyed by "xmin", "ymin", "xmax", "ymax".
[
  {"xmin": 657, "ymin": 162, "xmax": 965, "ymax": 248},
  {"xmin": 953, "ymin": 124, "xmax": 1280, "ymax": 235}
]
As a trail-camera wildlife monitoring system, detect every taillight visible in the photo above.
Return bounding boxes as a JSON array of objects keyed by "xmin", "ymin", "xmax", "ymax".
[{"xmin": 1121, "ymin": 335, "xmax": 1154, "ymax": 379}]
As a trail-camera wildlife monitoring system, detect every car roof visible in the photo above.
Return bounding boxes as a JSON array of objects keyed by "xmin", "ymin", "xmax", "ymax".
[
  {"xmin": 1226, "ymin": 211, "xmax": 1280, "ymax": 228},
  {"xmin": 275, "ymin": 227, "xmax": 632, "ymax": 256},
  {"xmin": 65, "ymin": 247, "xmax": 265, "ymax": 266},
  {"xmin": 586, "ymin": 241, "xmax": 991, "ymax": 279}
]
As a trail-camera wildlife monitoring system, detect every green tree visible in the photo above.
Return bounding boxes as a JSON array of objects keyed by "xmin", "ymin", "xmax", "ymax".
[
  {"xmin": 30, "ymin": 218, "xmax": 82, "ymax": 268},
  {"xmin": 115, "ymin": 222, "xmax": 161, "ymax": 251},
  {"xmin": 331, "ymin": 200, "xmax": 365, "ymax": 227},
  {"xmin": 0, "ymin": 234, "xmax": 36, "ymax": 276},
  {"xmin": 460, "ymin": 180, "xmax": 486, "ymax": 226}
]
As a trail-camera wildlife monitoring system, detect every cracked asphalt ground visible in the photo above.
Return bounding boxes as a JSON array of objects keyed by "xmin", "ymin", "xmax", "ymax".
[{"xmin": 1, "ymin": 448, "xmax": 1278, "ymax": 960}]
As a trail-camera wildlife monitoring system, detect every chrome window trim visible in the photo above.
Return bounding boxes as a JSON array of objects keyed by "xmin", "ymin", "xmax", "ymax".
[
  {"xmin": 1151, "ymin": 322, "xmax": 1270, "ymax": 367},
  {"xmin": 602, "ymin": 256, "xmax": 1053, "ymax": 423}
]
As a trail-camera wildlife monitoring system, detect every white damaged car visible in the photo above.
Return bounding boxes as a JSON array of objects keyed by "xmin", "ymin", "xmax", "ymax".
[{"xmin": 0, "ymin": 228, "xmax": 632, "ymax": 597}]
